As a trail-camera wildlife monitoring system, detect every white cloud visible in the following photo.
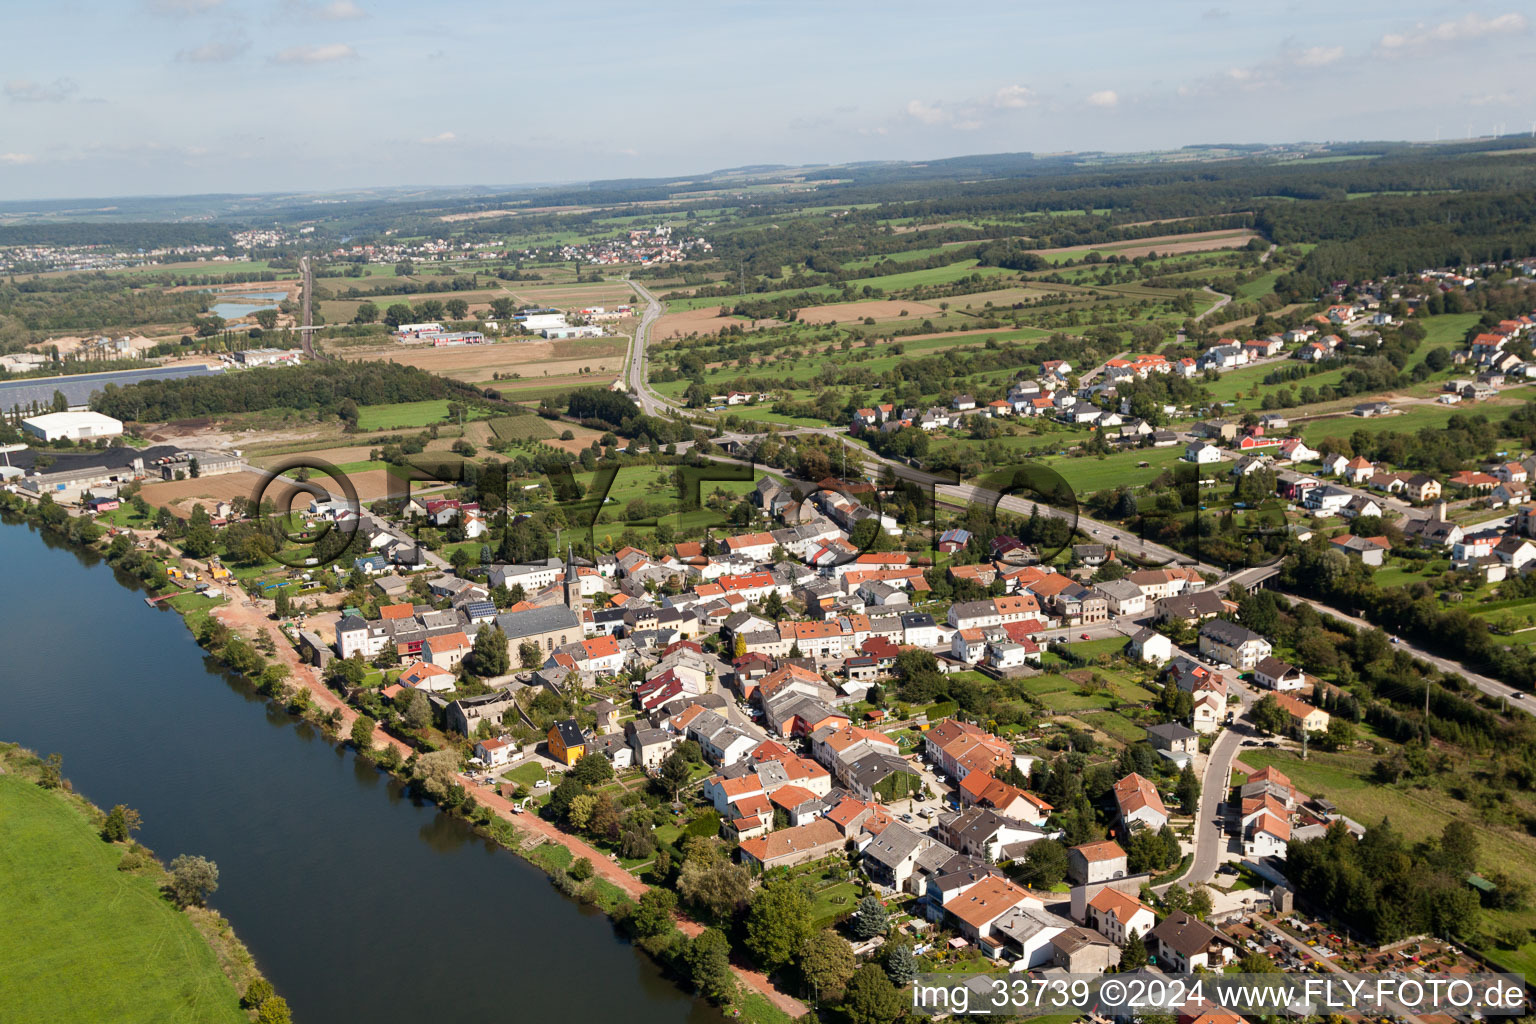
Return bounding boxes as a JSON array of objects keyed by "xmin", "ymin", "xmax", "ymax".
[
  {"xmin": 5, "ymin": 78, "xmax": 79, "ymax": 103},
  {"xmin": 271, "ymin": 43, "xmax": 357, "ymax": 64},
  {"xmin": 905, "ymin": 99, "xmax": 948, "ymax": 126},
  {"xmin": 419, "ymin": 131, "xmax": 456, "ymax": 144},
  {"xmin": 1468, "ymin": 91, "xmax": 1516, "ymax": 107},
  {"xmin": 1086, "ymin": 90, "xmax": 1119, "ymax": 108},
  {"xmin": 1294, "ymin": 45, "xmax": 1343, "ymax": 67},
  {"xmin": 992, "ymin": 85, "xmax": 1035, "ymax": 109},
  {"xmin": 177, "ymin": 38, "xmax": 249, "ymax": 63},
  {"xmin": 0, "ymin": 152, "xmax": 37, "ymax": 165},
  {"xmin": 1380, "ymin": 12, "xmax": 1527, "ymax": 54},
  {"xmin": 316, "ymin": 0, "xmax": 365, "ymax": 17}
]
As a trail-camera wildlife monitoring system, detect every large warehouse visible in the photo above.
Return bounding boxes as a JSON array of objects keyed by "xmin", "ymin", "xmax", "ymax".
[{"xmin": 21, "ymin": 411, "xmax": 125, "ymax": 442}]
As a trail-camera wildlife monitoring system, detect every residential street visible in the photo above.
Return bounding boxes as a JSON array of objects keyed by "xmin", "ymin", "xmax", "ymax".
[{"xmin": 1154, "ymin": 681, "xmax": 1255, "ymax": 896}]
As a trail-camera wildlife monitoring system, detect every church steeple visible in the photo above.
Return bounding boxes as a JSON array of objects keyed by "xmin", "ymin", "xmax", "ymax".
[{"xmin": 564, "ymin": 544, "xmax": 583, "ymax": 614}]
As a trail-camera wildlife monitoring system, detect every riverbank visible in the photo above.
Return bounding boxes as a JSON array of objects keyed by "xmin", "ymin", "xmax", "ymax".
[
  {"xmin": 0, "ymin": 742, "xmax": 276, "ymax": 1022},
  {"xmin": 0, "ymin": 495, "xmax": 803, "ymax": 1024}
]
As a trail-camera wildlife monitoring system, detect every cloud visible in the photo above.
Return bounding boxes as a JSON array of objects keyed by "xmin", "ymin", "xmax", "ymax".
[
  {"xmin": 905, "ymin": 99, "xmax": 949, "ymax": 126},
  {"xmin": 147, "ymin": 0, "xmax": 223, "ymax": 12},
  {"xmin": 1379, "ymin": 12, "xmax": 1527, "ymax": 54},
  {"xmin": 419, "ymin": 131, "xmax": 456, "ymax": 144},
  {"xmin": 271, "ymin": 43, "xmax": 357, "ymax": 64},
  {"xmin": 991, "ymin": 85, "xmax": 1035, "ymax": 109},
  {"xmin": 1294, "ymin": 45, "xmax": 1343, "ymax": 67},
  {"xmin": 0, "ymin": 152, "xmax": 37, "ymax": 165},
  {"xmin": 177, "ymin": 38, "xmax": 249, "ymax": 63},
  {"xmin": 1086, "ymin": 90, "xmax": 1119, "ymax": 108},
  {"xmin": 5, "ymin": 78, "xmax": 79, "ymax": 103}
]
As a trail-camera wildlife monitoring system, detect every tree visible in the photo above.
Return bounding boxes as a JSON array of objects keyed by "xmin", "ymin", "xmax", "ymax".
[
  {"xmin": 1250, "ymin": 694, "xmax": 1290, "ymax": 736},
  {"xmin": 38, "ymin": 752, "xmax": 63, "ymax": 789},
  {"xmin": 686, "ymin": 928, "xmax": 736, "ymax": 1003},
  {"xmin": 745, "ymin": 877, "xmax": 816, "ymax": 972},
  {"xmin": 398, "ymin": 688, "xmax": 431, "ymax": 731},
  {"xmin": 167, "ymin": 854, "xmax": 219, "ymax": 908},
  {"xmin": 883, "ymin": 940, "xmax": 917, "ymax": 986},
  {"xmin": 1175, "ymin": 762, "xmax": 1201, "ymax": 814},
  {"xmin": 1016, "ymin": 838, "xmax": 1068, "ymax": 889},
  {"xmin": 801, "ymin": 930, "xmax": 857, "ymax": 1001},
  {"xmin": 570, "ymin": 750, "xmax": 614, "ymax": 786},
  {"xmin": 350, "ymin": 714, "xmax": 376, "ymax": 753},
  {"xmin": 659, "ymin": 749, "xmax": 693, "ymax": 800},
  {"xmin": 851, "ymin": 893, "xmax": 889, "ymax": 939},
  {"xmin": 383, "ymin": 303, "xmax": 414, "ymax": 329},
  {"xmin": 255, "ymin": 996, "xmax": 292, "ymax": 1024},
  {"xmin": 353, "ymin": 301, "xmax": 378, "ymax": 324},
  {"xmin": 519, "ymin": 641, "xmax": 543, "ymax": 669},
  {"xmin": 1119, "ymin": 927, "xmax": 1150, "ymax": 970},
  {"xmin": 101, "ymin": 804, "xmax": 142, "ymax": 843},
  {"xmin": 568, "ymin": 856, "xmax": 594, "ymax": 881},
  {"xmin": 677, "ymin": 855, "xmax": 752, "ymax": 919},
  {"xmin": 472, "ymin": 625, "xmax": 510, "ymax": 677},
  {"xmin": 842, "ymin": 963, "xmax": 904, "ymax": 1024},
  {"xmin": 242, "ymin": 979, "xmax": 275, "ymax": 1009},
  {"xmin": 627, "ymin": 888, "xmax": 680, "ymax": 956}
]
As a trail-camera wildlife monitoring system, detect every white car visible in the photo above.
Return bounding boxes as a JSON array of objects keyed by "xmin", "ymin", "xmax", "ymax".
[{"xmin": 534, "ymin": 779, "xmax": 551, "ymax": 788}]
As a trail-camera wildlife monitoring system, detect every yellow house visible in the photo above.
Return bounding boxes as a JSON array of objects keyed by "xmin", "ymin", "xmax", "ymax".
[{"xmin": 548, "ymin": 719, "xmax": 585, "ymax": 766}]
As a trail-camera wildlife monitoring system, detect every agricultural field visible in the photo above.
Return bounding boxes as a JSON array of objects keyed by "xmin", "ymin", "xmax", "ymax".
[
  {"xmin": 0, "ymin": 774, "xmax": 246, "ymax": 1024},
  {"xmin": 354, "ymin": 399, "xmax": 487, "ymax": 431},
  {"xmin": 487, "ymin": 414, "xmax": 557, "ymax": 442},
  {"xmin": 334, "ymin": 337, "xmax": 629, "ymax": 388}
]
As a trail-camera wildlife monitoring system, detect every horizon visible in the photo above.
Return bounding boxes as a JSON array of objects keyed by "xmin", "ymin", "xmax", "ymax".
[{"xmin": 2, "ymin": 0, "xmax": 1531, "ymax": 201}]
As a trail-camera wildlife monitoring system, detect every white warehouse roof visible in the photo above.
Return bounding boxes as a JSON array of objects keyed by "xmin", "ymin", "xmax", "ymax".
[{"xmin": 21, "ymin": 411, "xmax": 125, "ymax": 435}]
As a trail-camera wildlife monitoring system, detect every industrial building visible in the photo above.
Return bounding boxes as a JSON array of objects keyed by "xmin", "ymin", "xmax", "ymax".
[
  {"xmin": 21, "ymin": 411, "xmax": 124, "ymax": 442},
  {"xmin": 0, "ymin": 364, "xmax": 220, "ymax": 412}
]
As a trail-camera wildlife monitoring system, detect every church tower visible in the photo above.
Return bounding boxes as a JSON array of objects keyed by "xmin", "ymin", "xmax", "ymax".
[{"xmin": 563, "ymin": 544, "xmax": 583, "ymax": 615}]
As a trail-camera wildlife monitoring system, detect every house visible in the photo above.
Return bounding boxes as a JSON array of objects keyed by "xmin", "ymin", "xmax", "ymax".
[
  {"xmin": 1149, "ymin": 912, "xmax": 1235, "ymax": 972},
  {"xmin": 1086, "ymin": 887, "xmax": 1156, "ymax": 946},
  {"xmin": 423, "ymin": 631, "xmax": 472, "ymax": 670},
  {"xmin": 1154, "ymin": 590, "xmax": 1226, "ymax": 625},
  {"xmin": 1145, "ymin": 722, "xmax": 1198, "ymax": 757},
  {"xmin": 1319, "ymin": 453, "xmax": 1349, "ymax": 477},
  {"xmin": 1253, "ymin": 656, "xmax": 1305, "ymax": 692},
  {"xmin": 1493, "ymin": 481, "xmax": 1531, "ymax": 508},
  {"xmin": 398, "ymin": 660, "xmax": 456, "ymax": 692},
  {"xmin": 1191, "ymin": 690, "xmax": 1224, "ymax": 734},
  {"xmin": 1495, "ymin": 535, "xmax": 1536, "ymax": 570},
  {"xmin": 1329, "ymin": 534, "xmax": 1390, "ymax": 566},
  {"xmin": 1353, "ymin": 401, "xmax": 1392, "ymax": 418},
  {"xmin": 1198, "ymin": 619, "xmax": 1272, "ymax": 670},
  {"xmin": 943, "ymin": 875, "xmax": 1038, "ymax": 944},
  {"xmin": 1113, "ymin": 773, "xmax": 1168, "ymax": 833},
  {"xmin": 1050, "ymin": 925, "xmax": 1120, "ymax": 974},
  {"xmin": 473, "ymin": 737, "xmax": 515, "ymax": 769},
  {"xmin": 1278, "ymin": 438, "xmax": 1319, "ymax": 463},
  {"xmin": 1094, "ymin": 578, "xmax": 1146, "ymax": 617},
  {"xmin": 1185, "ymin": 441, "xmax": 1222, "ymax": 465},
  {"xmin": 547, "ymin": 719, "xmax": 586, "ymax": 766},
  {"xmin": 1127, "ymin": 627, "xmax": 1173, "ymax": 665},
  {"xmin": 861, "ymin": 822, "xmax": 936, "ymax": 893},
  {"xmin": 737, "ymin": 817, "xmax": 843, "ymax": 872},
  {"xmin": 1343, "ymin": 456, "xmax": 1375, "ymax": 484},
  {"xmin": 445, "ymin": 691, "xmax": 516, "ymax": 737},
  {"xmin": 1404, "ymin": 474, "xmax": 1442, "ymax": 503},
  {"xmin": 937, "ymin": 528, "xmax": 972, "ymax": 553},
  {"xmin": 1272, "ymin": 692, "xmax": 1330, "ymax": 735},
  {"xmin": 629, "ymin": 726, "xmax": 674, "ymax": 768},
  {"xmin": 1067, "ymin": 839, "xmax": 1128, "ymax": 885},
  {"xmin": 1450, "ymin": 470, "xmax": 1498, "ymax": 492}
]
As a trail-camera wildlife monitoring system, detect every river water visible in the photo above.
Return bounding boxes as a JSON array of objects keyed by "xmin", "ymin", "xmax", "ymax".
[{"xmin": 0, "ymin": 519, "xmax": 715, "ymax": 1024}]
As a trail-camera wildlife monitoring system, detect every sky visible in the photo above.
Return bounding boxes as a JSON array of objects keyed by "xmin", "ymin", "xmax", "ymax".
[{"xmin": 1, "ymin": 0, "xmax": 1532, "ymax": 201}]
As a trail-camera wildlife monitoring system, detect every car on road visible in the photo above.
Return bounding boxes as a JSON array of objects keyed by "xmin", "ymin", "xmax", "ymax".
[
  {"xmin": 1512, "ymin": 692, "xmax": 1524, "ymax": 700},
  {"xmin": 1080, "ymin": 632, "xmax": 1090, "ymax": 640},
  {"xmin": 534, "ymin": 779, "xmax": 551, "ymax": 788}
]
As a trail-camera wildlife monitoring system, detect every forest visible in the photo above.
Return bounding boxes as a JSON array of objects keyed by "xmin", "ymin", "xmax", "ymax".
[{"xmin": 90, "ymin": 360, "xmax": 486, "ymax": 423}]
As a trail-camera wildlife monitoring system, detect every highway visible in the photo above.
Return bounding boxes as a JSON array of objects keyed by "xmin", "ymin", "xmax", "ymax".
[{"xmin": 624, "ymin": 277, "xmax": 675, "ymax": 416}]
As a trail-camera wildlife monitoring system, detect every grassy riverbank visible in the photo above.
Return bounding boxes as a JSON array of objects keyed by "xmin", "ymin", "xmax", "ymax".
[{"xmin": 0, "ymin": 743, "xmax": 266, "ymax": 1023}]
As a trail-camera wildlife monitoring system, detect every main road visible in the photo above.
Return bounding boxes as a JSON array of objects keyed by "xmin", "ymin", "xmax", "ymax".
[{"xmin": 624, "ymin": 278, "xmax": 674, "ymax": 416}]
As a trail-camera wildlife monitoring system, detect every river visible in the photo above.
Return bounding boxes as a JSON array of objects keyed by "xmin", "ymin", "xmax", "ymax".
[{"xmin": 0, "ymin": 519, "xmax": 716, "ymax": 1024}]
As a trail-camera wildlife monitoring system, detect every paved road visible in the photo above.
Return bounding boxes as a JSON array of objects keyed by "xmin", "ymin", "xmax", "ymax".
[
  {"xmin": 624, "ymin": 277, "xmax": 674, "ymax": 416},
  {"xmin": 1283, "ymin": 593, "xmax": 1535, "ymax": 717},
  {"xmin": 1154, "ymin": 682, "xmax": 1255, "ymax": 896}
]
